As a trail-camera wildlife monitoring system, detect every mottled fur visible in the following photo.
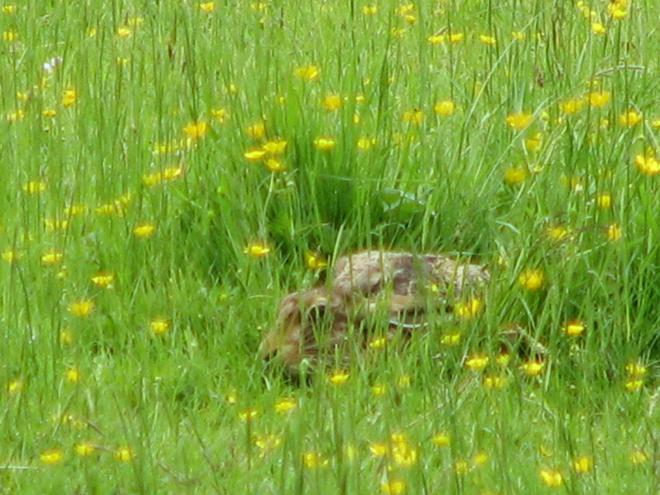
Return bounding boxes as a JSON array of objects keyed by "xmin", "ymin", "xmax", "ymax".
[{"xmin": 260, "ymin": 251, "xmax": 490, "ymax": 372}]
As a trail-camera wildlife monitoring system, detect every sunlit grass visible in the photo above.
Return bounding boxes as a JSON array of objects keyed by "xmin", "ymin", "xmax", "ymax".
[{"xmin": 0, "ymin": 0, "xmax": 657, "ymax": 493}]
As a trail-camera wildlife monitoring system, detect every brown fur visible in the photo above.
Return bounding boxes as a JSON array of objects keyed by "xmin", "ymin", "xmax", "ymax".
[{"xmin": 260, "ymin": 251, "xmax": 490, "ymax": 372}]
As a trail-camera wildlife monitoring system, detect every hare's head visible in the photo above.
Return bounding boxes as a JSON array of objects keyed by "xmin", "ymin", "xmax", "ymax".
[{"xmin": 260, "ymin": 288, "xmax": 350, "ymax": 371}]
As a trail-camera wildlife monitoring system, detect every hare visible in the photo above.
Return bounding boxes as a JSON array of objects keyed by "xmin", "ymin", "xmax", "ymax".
[{"xmin": 260, "ymin": 251, "xmax": 490, "ymax": 373}]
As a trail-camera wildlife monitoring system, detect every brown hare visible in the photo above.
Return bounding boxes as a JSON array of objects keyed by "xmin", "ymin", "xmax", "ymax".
[{"xmin": 260, "ymin": 251, "xmax": 490, "ymax": 373}]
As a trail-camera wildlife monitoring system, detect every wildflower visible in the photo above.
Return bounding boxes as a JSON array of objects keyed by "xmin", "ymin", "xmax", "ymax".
[
  {"xmin": 431, "ymin": 433, "xmax": 451, "ymax": 447},
  {"xmin": 454, "ymin": 459, "xmax": 470, "ymax": 475},
  {"xmin": 264, "ymin": 158, "xmax": 286, "ymax": 172},
  {"xmin": 455, "ymin": 297, "xmax": 483, "ymax": 320},
  {"xmin": 496, "ymin": 353, "xmax": 511, "ymax": 367},
  {"xmin": 244, "ymin": 148, "xmax": 267, "ymax": 161},
  {"xmin": 244, "ymin": 242, "xmax": 270, "ymax": 257},
  {"xmin": 440, "ymin": 330, "xmax": 461, "ymax": 346},
  {"xmin": 479, "ymin": 34, "xmax": 496, "ymax": 46},
  {"xmin": 303, "ymin": 451, "xmax": 328, "ymax": 468},
  {"xmin": 328, "ymin": 370, "xmax": 349, "ymax": 386},
  {"xmin": 483, "ymin": 375, "xmax": 507, "ymax": 390},
  {"xmin": 591, "ymin": 23, "xmax": 606, "ymax": 35},
  {"xmin": 75, "ymin": 443, "xmax": 96, "ymax": 457},
  {"xmin": 313, "ymin": 137, "xmax": 336, "ymax": 151},
  {"xmin": 606, "ymin": 223, "xmax": 622, "ymax": 241},
  {"xmin": 434, "ymin": 100, "xmax": 456, "ymax": 117},
  {"xmin": 619, "ymin": 110, "xmax": 642, "ymax": 127},
  {"xmin": 357, "ymin": 137, "xmax": 376, "ymax": 150},
  {"xmin": 183, "ymin": 120, "xmax": 208, "ymax": 140},
  {"xmin": 402, "ymin": 109, "xmax": 424, "ymax": 126},
  {"xmin": 239, "ymin": 408, "xmax": 258, "ymax": 421},
  {"xmin": 199, "ymin": 2, "xmax": 215, "ymax": 12},
  {"xmin": 2, "ymin": 29, "xmax": 17, "ymax": 42},
  {"xmin": 427, "ymin": 34, "xmax": 445, "ymax": 45},
  {"xmin": 62, "ymin": 89, "xmax": 77, "ymax": 107},
  {"xmin": 520, "ymin": 360, "xmax": 544, "ymax": 376},
  {"xmin": 539, "ymin": 468, "xmax": 563, "ymax": 487},
  {"xmin": 512, "ymin": 31, "xmax": 526, "ymax": 41},
  {"xmin": 473, "ymin": 451, "xmax": 490, "ymax": 466},
  {"xmin": 448, "ymin": 32, "xmax": 464, "ymax": 43},
  {"xmin": 634, "ymin": 153, "xmax": 659, "ymax": 176},
  {"xmin": 44, "ymin": 218, "xmax": 68, "ymax": 231},
  {"xmin": 371, "ymin": 384, "xmax": 387, "ymax": 396},
  {"xmin": 255, "ymin": 434, "xmax": 281, "ymax": 453},
  {"xmin": 625, "ymin": 362, "xmax": 648, "ymax": 378},
  {"xmin": 562, "ymin": 320, "xmax": 585, "ymax": 337},
  {"xmin": 560, "ymin": 98, "xmax": 585, "ymax": 115},
  {"xmin": 114, "ymin": 447, "xmax": 134, "ymax": 462},
  {"xmin": 59, "ymin": 329, "xmax": 74, "ymax": 345},
  {"xmin": 7, "ymin": 379, "xmax": 23, "ymax": 394},
  {"xmin": 630, "ymin": 449, "xmax": 648, "ymax": 465},
  {"xmin": 381, "ymin": 480, "xmax": 406, "ymax": 495},
  {"xmin": 624, "ymin": 380, "xmax": 643, "ymax": 392},
  {"xmin": 65, "ymin": 367, "xmax": 81, "ymax": 384},
  {"xmin": 68, "ymin": 299, "xmax": 95, "ymax": 318},
  {"xmin": 546, "ymin": 224, "xmax": 570, "ymax": 242},
  {"xmin": 91, "ymin": 272, "xmax": 114, "ymax": 288},
  {"xmin": 40, "ymin": 448, "xmax": 64, "ymax": 465},
  {"xmin": 525, "ymin": 132, "xmax": 543, "ymax": 152},
  {"xmin": 245, "ymin": 121, "xmax": 266, "ymax": 139},
  {"xmin": 211, "ymin": 107, "xmax": 228, "ymax": 123},
  {"xmin": 294, "ymin": 65, "xmax": 320, "ymax": 81},
  {"xmin": 41, "ymin": 250, "xmax": 63, "ymax": 266},
  {"xmin": 503, "ymin": 166, "xmax": 528, "ymax": 186},
  {"xmin": 116, "ymin": 26, "xmax": 132, "ymax": 38},
  {"xmin": 573, "ymin": 455, "xmax": 593, "ymax": 474},
  {"xmin": 23, "ymin": 180, "xmax": 46, "ymax": 194},
  {"xmin": 506, "ymin": 112, "xmax": 534, "ymax": 130},
  {"xmin": 465, "ymin": 354, "xmax": 489, "ymax": 372},
  {"xmin": 262, "ymin": 139, "xmax": 287, "ymax": 155},
  {"xmin": 588, "ymin": 91, "xmax": 611, "ymax": 108},
  {"xmin": 518, "ymin": 268, "xmax": 545, "ymax": 291},
  {"xmin": 150, "ymin": 318, "xmax": 170, "ymax": 336},
  {"xmin": 369, "ymin": 442, "xmax": 389, "ymax": 457},
  {"xmin": 596, "ymin": 192, "xmax": 612, "ymax": 209},
  {"xmin": 305, "ymin": 251, "xmax": 327, "ymax": 270},
  {"xmin": 2, "ymin": 5, "xmax": 17, "ymax": 14},
  {"xmin": 133, "ymin": 223, "xmax": 157, "ymax": 239},
  {"xmin": 321, "ymin": 94, "xmax": 342, "ymax": 111},
  {"xmin": 397, "ymin": 375, "xmax": 411, "ymax": 388},
  {"xmin": 274, "ymin": 397, "xmax": 296, "ymax": 413},
  {"xmin": 2, "ymin": 249, "xmax": 20, "ymax": 263}
]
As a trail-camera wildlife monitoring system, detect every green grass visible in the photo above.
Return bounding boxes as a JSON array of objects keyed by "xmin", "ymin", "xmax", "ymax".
[{"xmin": 0, "ymin": 0, "xmax": 657, "ymax": 493}]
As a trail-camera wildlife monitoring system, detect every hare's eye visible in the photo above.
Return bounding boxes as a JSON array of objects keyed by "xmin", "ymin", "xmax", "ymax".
[{"xmin": 305, "ymin": 304, "xmax": 328, "ymax": 325}]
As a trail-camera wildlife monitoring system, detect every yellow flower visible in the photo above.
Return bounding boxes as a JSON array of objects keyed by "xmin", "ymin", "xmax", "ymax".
[
  {"xmin": 274, "ymin": 397, "xmax": 296, "ymax": 413},
  {"xmin": 402, "ymin": 109, "xmax": 424, "ymax": 126},
  {"xmin": 371, "ymin": 384, "xmax": 387, "ymax": 396},
  {"xmin": 305, "ymin": 251, "xmax": 328, "ymax": 270},
  {"xmin": 62, "ymin": 89, "xmax": 77, "ymax": 107},
  {"xmin": 68, "ymin": 299, "xmax": 95, "ymax": 318},
  {"xmin": 150, "ymin": 318, "xmax": 170, "ymax": 336},
  {"xmin": 65, "ymin": 367, "xmax": 81, "ymax": 384},
  {"xmin": 41, "ymin": 250, "xmax": 64, "ymax": 266},
  {"xmin": 591, "ymin": 22, "xmax": 606, "ymax": 35},
  {"xmin": 23, "ymin": 180, "xmax": 46, "ymax": 194},
  {"xmin": 2, "ymin": 249, "xmax": 21, "ymax": 263},
  {"xmin": 539, "ymin": 468, "xmax": 563, "ymax": 487},
  {"xmin": 560, "ymin": 98, "xmax": 585, "ymax": 115},
  {"xmin": 525, "ymin": 132, "xmax": 543, "ymax": 152},
  {"xmin": 199, "ymin": 2, "xmax": 215, "ymax": 12},
  {"xmin": 75, "ymin": 442, "xmax": 96, "ymax": 457},
  {"xmin": 596, "ymin": 192, "xmax": 612, "ymax": 209},
  {"xmin": 427, "ymin": 34, "xmax": 445, "ymax": 45},
  {"xmin": 606, "ymin": 223, "xmax": 622, "ymax": 241},
  {"xmin": 512, "ymin": 31, "xmax": 526, "ymax": 41},
  {"xmin": 518, "ymin": 268, "xmax": 545, "ymax": 291},
  {"xmin": 625, "ymin": 361, "xmax": 648, "ymax": 378},
  {"xmin": 183, "ymin": 120, "xmax": 208, "ymax": 140},
  {"xmin": 397, "ymin": 375, "xmax": 411, "ymax": 388},
  {"xmin": 454, "ymin": 459, "xmax": 470, "ymax": 475},
  {"xmin": 634, "ymin": 153, "xmax": 659, "ymax": 176},
  {"xmin": 264, "ymin": 158, "xmax": 286, "ymax": 172},
  {"xmin": 6, "ymin": 109, "xmax": 24, "ymax": 122},
  {"xmin": 246, "ymin": 121, "xmax": 266, "ymax": 139},
  {"xmin": 114, "ymin": 447, "xmax": 134, "ymax": 462},
  {"xmin": 473, "ymin": 451, "xmax": 490, "ymax": 466},
  {"xmin": 239, "ymin": 408, "xmax": 258, "ymax": 421},
  {"xmin": 381, "ymin": 480, "xmax": 406, "ymax": 495},
  {"xmin": 573, "ymin": 455, "xmax": 593, "ymax": 474},
  {"xmin": 440, "ymin": 330, "xmax": 461, "ymax": 346},
  {"xmin": 479, "ymin": 34, "xmax": 496, "ymax": 46},
  {"xmin": 562, "ymin": 320, "xmax": 585, "ymax": 337},
  {"xmin": 448, "ymin": 32, "xmax": 464, "ymax": 43},
  {"xmin": 357, "ymin": 136, "xmax": 376, "ymax": 150},
  {"xmin": 546, "ymin": 224, "xmax": 570, "ymax": 242},
  {"xmin": 116, "ymin": 26, "xmax": 132, "ymax": 38},
  {"xmin": 2, "ymin": 5, "xmax": 17, "ymax": 14},
  {"xmin": 432, "ymin": 433, "xmax": 451, "ymax": 447},
  {"xmin": 244, "ymin": 148, "xmax": 267, "ymax": 161},
  {"xmin": 505, "ymin": 112, "xmax": 534, "ymax": 130},
  {"xmin": 624, "ymin": 379, "xmax": 643, "ymax": 392},
  {"xmin": 455, "ymin": 297, "xmax": 483, "ymax": 320},
  {"xmin": 630, "ymin": 449, "xmax": 648, "ymax": 465},
  {"xmin": 59, "ymin": 329, "xmax": 74, "ymax": 345},
  {"xmin": 503, "ymin": 166, "xmax": 528, "ymax": 186},
  {"xmin": 362, "ymin": 5, "xmax": 377, "ymax": 15},
  {"xmin": 294, "ymin": 65, "xmax": 320, "ymax": 82},
  {"xmin": 7, "ymin": 379, "xmax": 23, "ymax": 394},
  {"xmin": 321, "ymin": 94, "xmax": 342, "ymax": 111},
  {"xmin": 434, "ymin": 100, "xmax": 456, "ymax": 117},
  {"xmin": 328, "ymin": 371, "xmax": 349, "ymax": 386},
  {"xmin": 369, "ymin": 442, "xmax": 389, "ymax": 457},
  {"xmin": 313, "ymin": 137, "xmax": 336, "ymax": 151},
  {"xmin": 211, "ymin": 107, "xmax": 228, "ymax": 123},
  {"xmin": 2, "ymin": 29, "xmax": 17, "ymax": 42},
  {"xmin": 91, "ymin": 272, "xmax": 114, "ymax": 288},
  {"xmin": 483, "ymin": 375, "xmax": 507, "ymax": 390},
  {"xmin": 496, "ymin": 353, "xmax": 511, "ymax": 367},
  {"xmin": 133, "ymin": 223, "xmax": 157, "ymax": 239},
  {"xmin": 244, "ymin": 242, "xmax": 270, "ymax": 258},
  {"xmin": 520, "ymin": 360, "xmax": 545, "ymax": 376},
  {"xmin": 588, "ymin": 91, "xmax": 611, "ymax": 108},
  {"xmin": 619, "ymin": 110, "xmax": 642, "ymax": 127},
  {"xmin": 465, "ymin": 354, "xmax": 489, "ymax": 372},
  {"xmin": 262, "ymin": 139, "xmax": 287, "ymax": 155},
  {"xmin": 40, "ymin": 448, "xmax": 64, "ymax": 465},
  {"xmin": 303, "ymin": 451, "xmax": 328, "ymax": 468}
]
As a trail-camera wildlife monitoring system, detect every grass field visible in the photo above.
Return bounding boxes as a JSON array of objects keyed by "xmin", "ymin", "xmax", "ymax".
[{"xmin": 1, "ymin": 0, "xmax": 658, "ymax": 493}]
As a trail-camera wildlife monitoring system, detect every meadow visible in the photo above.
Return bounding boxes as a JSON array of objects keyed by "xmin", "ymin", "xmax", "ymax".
[{"xmin": 0, "ymin": 0, "xmax": 658, "ymax": 493}]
